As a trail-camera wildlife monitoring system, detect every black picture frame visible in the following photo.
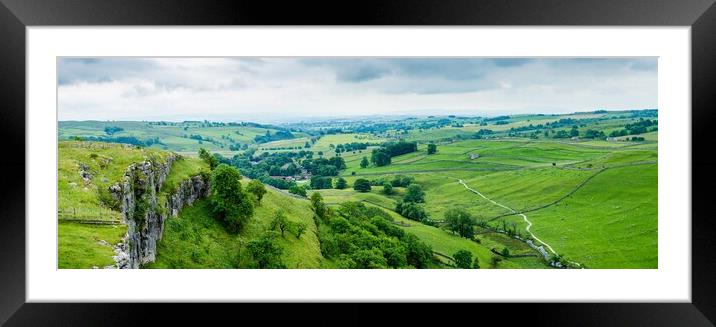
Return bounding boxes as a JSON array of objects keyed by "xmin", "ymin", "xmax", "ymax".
[{"xmin": 1, "ymin": 0, "xmax": 715, "ymax": 325}]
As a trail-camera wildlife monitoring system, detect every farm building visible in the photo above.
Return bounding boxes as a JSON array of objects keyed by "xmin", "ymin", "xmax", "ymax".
[{"xmin": 469, "ymin": 153, "xmax": 480, "ymax": 159}]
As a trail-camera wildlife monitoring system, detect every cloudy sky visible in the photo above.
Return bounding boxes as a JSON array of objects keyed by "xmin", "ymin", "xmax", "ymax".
[{"xmin": 58, "ymin": 57, "xmax": 657, "ymax": 122}]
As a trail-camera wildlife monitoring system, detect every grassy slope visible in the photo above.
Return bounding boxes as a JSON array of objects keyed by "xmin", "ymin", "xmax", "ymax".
[
  {"xmin": 525, "ymin": 164, "xmax": 658, "ymax": 268},
  {"xmin": 148, "ymin": 184, "xmax": 323, "ymax": 268},
  {"xmin": 330, "ymin": 136, "xmax": 657, "ymax": 268},
  {"xmin": 58, "ymin": 141, "xmax": 169, "ymax": 221},
  {"xmin": 58, "ymin": 223, "xmax": 127, "ymax": 268},
  {"xmin": 315, "ymin": 188, "xmax": 548, "ymax": 269}
]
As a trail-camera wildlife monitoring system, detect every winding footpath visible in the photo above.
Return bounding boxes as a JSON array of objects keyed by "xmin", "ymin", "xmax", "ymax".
[{"xmin": 456, "ymin": 179, "xmax": 557, "ymax": 254}]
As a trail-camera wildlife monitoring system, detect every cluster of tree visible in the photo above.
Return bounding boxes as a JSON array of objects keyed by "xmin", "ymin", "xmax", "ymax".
[
  {"xmin": 315, "ymin": 200, "xmax": 434, "ymax": 268},
  {"xmin": 269, "ymin": 210, "xmax": 308, "ymax": 239},
  {"xmin": 334, "ymin": 142, "xmax": 373, "ymax": 153},
  {"xmin": 368, "ymin": 175, "xmax": 415, "ymax": 188},
  {"xmin": 303, "ymin": 157, "xmax": 346, "ymax": 176},
  {"xmin": 289, "ymin": 184, "xmax": 308, "ymax": 197},
  {"xmin": 228, "ymin": 143, "xmax": 249, "ymax": 151},
  {"xmin": 207, "ymin": 164, "xmax": 255, "ymax": 233},
  {"xmin": 335, "ymin": 177, "xmax": 347, "ymax": 189},
  {"xmin": 370, "ymin": 141, "xmax": 418, "ymax": 167},
  {"xmin": 245, "ymin": 232, "xmax": 285, "ymax": 268},
  {"xmin": 310, "ymin": 176, "xmax": 333, "ymax": 189},
  {"xmin": 493, "ymin": 121, "xmax": 509, "ymax": 125},
  {"xmin": 353, "ymin": 178, "xmax": 372, "ymax": 192},
  {"xmin": 545, "ymin": 118, "xmax": 579, "ymax": 128},
  {"xmin": 395, "ymin": 184, "xmax": 427, "ymax": 221},
  {"xmin": 444, "ymin": 208, "xmax": 476, "ymax": 239},
  {"xmin": 629, "ymin": 109, "xmax": 658, "ymax": 118},
  {"xmin": 415, "ymin": 118, "xmax": 453, "ymax": 130},
  {"xmin": 553, "ymin": 126, "xmax": 580, "ymax": 139},
  {"xmin": 483, "ymin": 115, "xmax": 511, "ymax": 122},
  {"xmin": 253, "ymin": 130, "xmax": 295, "ymax": 143},
  {"xmin": 627, "ymin": 136, "xmax": 646, "ymax": 142},
  {"xmin": 427, "ymin": 143, "xmax": 437, "ymax": 155},
  {"xmin": 609, "ymin": 118, "xmax": 657, "ymax": 137},
  {"xmin": 582, "ymin": 129, "xmax": 606, "ymax": 139},
  {"xmin": 211, "ymin": 151, "xmax": 318, "ymax": 190},
  {"xmin": 103, "ymin": 126, "xmax": 124, "ymax": 135},
  {"xmin": 452, "ymin": 250, "xmax": 480, "ymax": 269},
  {"xmin": 79, "ymin": 135, "xmax": 162, "ymax": 148},
  {"xmin": 473, "ymin": 129, "xmax": 495, "ymax": 139}
]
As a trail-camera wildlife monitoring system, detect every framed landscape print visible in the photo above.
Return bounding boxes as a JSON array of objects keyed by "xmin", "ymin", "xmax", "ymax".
[{"xmin": 2, "ymin": 0, "xmax": 716, "ymax": 325}]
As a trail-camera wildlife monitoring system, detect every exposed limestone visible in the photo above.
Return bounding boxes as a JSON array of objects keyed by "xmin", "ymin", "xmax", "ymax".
[{"xmin": 108, "ymin": 154, "xmax": 208, "ymax": 269}]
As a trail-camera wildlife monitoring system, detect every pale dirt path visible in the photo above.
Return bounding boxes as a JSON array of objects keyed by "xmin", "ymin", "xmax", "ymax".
[{"xmin": 456, "ymin": 179, "xmax": 557, "ymax": 254}]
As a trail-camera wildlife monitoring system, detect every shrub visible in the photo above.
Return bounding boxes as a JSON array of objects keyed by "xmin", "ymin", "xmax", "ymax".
[
  {"xmin": 246, "ymin": 232, "xmax": 285, "ymax": 268},
  {"xmin": 246, "ymin": 179, "xmax": 267, "ymax": 204},
  {"xmin": 382, "ymin": 182, "xmax": 394, "ymax": 195},
  {"xmin": 289, "ymin": 185, "xmax": 307, "ymax": 197},
  {"xmin": 353, "ymin": 179, "xmax": 372, "ymax": 192},
  {"xmin": 403, "ymin": 184, "xmax": 425, "ymax": 203},
  {"xmin": 335, "ymin": 177, "xmax": 347, "ymax": 189}
]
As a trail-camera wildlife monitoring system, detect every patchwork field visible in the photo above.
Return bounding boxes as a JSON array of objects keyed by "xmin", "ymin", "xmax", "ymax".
[{"xmin": 59, "ymin": 110, "xmax": 658, "ymax": 269}]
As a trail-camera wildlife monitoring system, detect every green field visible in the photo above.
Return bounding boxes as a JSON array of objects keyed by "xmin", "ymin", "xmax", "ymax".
[
  {"xmin": 324, "ymin": 132, "xmax": 657, "ymax": 268},
  {"xmin": 58, "ymin": 222, "xmax": 127, "ymax": 268}
]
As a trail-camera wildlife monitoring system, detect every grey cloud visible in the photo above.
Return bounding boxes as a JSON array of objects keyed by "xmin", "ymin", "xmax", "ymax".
[{"xmin": 58, "ymin": 58, "xmax": 156, "ymax": 85}]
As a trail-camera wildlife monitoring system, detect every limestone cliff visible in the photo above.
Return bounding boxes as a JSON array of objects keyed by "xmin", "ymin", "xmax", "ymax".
[{"xmin": 109, "ymin": 154, "xmax": 208, "ymax": 268}]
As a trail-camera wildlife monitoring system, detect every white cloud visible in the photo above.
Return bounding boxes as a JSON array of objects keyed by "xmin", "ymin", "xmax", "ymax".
[{"xmin": 58, "ymin": 57, "xmax": 657, "ymax": 122}]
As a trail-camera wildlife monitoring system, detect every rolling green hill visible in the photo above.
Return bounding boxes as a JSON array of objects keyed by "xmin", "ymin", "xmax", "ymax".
[{"xmin": 59, "ymin": 120, "xmax": 306, "ymax": 154}]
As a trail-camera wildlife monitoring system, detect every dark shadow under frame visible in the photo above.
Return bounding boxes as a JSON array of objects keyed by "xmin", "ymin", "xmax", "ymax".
[{"xmin": 0, "ymin": 0, "xmax": 715, "ymax": 325}]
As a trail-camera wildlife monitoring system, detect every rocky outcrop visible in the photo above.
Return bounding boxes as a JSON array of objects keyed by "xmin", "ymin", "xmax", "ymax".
[{"xmin": 109, "ymin": 154, "xmax": 208, "ymax": 269}]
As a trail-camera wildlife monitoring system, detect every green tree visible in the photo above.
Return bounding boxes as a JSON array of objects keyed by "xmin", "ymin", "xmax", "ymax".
[
  {"xmin": 209, "ymin": 164, "xmax": 254, "ymax": 233},
  {"xmin": 490, "ymin": 255, "xmax": 502, "ymax": 268},
  {"xmin": 395, "ymin": 200, "xmax": 427, "ymax": 221},
  {"xmin": 353, "ymin": 178, "xmax": 372, "ymax": 192},
  {"xmin": 472, "ymin": 256, "xmax": 480, "ymax": 269},
  {"xmin": 403, "ymin": 184, "xmax": 425, "ymax": 203},
  {"xmin": 453, "ymin": 250, "xmax": 473, "ymax": 269},
  {"xmin": 335, "ymin": 177, "xmax": 347, "ymax": 189},
  {"xmin": 310, "ymin": 192, "xmax": 328, "ymax": 221},
  {"xmin": 360, "ymin": 156, "xmax": 369, "ymax": 168},
  {"xmin": 382, "ymin": 182, "xmax": 394, "ymax": 195},
  {"xmin": 270, "ymin": 210, "xmax": 290, "ymax": 237},
  {"xmin": 293, "ymin": 222, "xmax": 307, "ymax": 239},
  {"xmin": 246, "ymin": 179, "xmax": 267, "ymax": 204},
  {"xmin": 444, "ymin": 208, "xmax": 475, "ymax": 239},
  {"xmin": 501, "ymin": 247, "xmax": 511, "ymax": 257},
  {"xmin": 198, "ymin": 148, "xmax": 219, "ymax": 169},
  {"xmin": 370, "ymin": 149, "xmax": 391, "ymax": 167},
  {"xmin": 246, "ymin": 232, "xmax": 285, "ymax": 268},
  {"xmin": 427, "ymin": 143, "xmax": 437, "ymax": 155},
  {"xmin": 351, "ymin": 248, "xmax": 388, "ymax": 268},
  {"xmin": 570, "ymin": 126, "xmax": 579, "ymax": 137},
  {"xmin": 405, "ymin": 234, "xmax": 433, "ymax": 268},
  {"xmin": 289, "ymin": 184, "xmax": 307, "ymax": 197}
]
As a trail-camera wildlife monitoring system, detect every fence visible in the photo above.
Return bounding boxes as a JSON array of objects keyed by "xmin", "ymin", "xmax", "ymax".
[{"xmin": 58, "ymin": 206, "xmax": 123, "ymax": 225}]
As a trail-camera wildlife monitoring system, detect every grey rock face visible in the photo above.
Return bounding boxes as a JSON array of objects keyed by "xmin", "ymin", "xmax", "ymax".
[{"xmin": 109, "ymin": 154, "xmax": 208, "ymax": 269}]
